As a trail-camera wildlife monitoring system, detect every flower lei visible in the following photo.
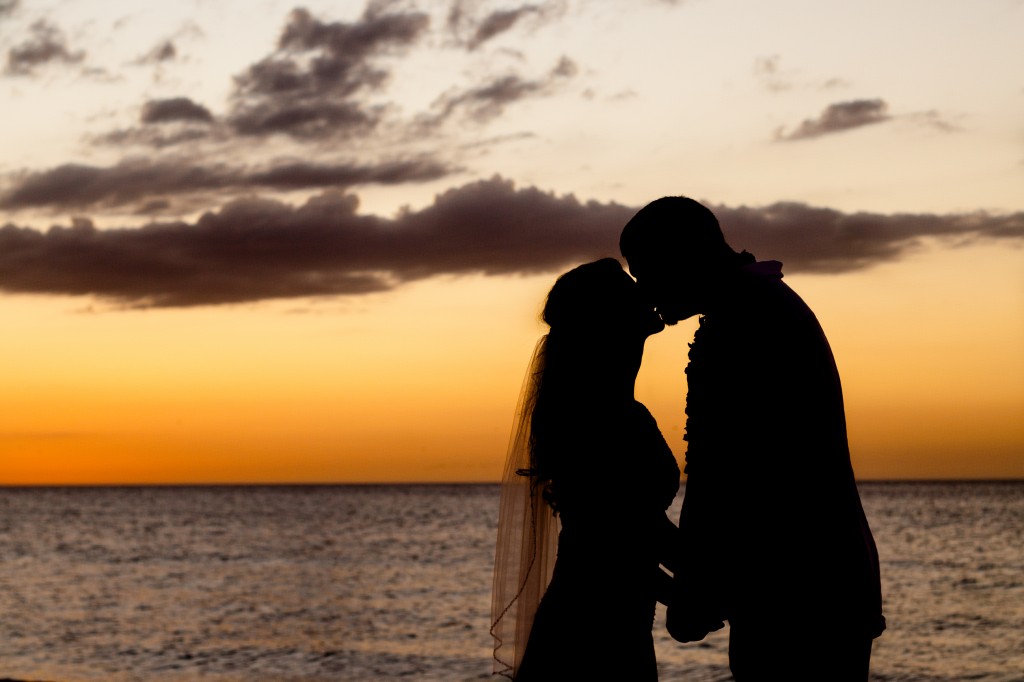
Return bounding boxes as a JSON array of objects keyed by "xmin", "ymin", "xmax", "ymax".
[{"xmin": 682, "ymin": 315, "xmax": 710, "ymax": 475}]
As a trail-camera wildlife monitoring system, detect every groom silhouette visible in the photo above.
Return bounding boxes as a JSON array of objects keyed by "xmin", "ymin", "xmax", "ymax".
[{"xmin": 620, "ymin": 197, "xmax": 885, "ymax": 681}]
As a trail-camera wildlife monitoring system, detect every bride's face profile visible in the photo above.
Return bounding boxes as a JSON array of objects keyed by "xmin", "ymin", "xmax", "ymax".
[
  {"xmin": 543, "ymin": 259, "xmax": 663, "ymax": 393},
  {"xmin": 608, "ymin": 270, "xmax": 663, "ymax": 381},
  {"xmin": 622, "ymin": 272, "xmax": 667, "ymax": 341},
  {"xmin": 545, "ymin": 259, "xmax": 662, "ymax": 337}
]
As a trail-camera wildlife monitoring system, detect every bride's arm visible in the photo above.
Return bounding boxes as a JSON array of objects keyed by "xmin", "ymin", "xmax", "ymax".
[
  {"xmin": 655, "ymin": 512, "xmax": 681, "ymax": 574},
  {"xmin": 654, "ymin": 566, "xmax": 674, "ymax": 605},
  {"xmin": 655, "ymin": 512, "xmax": 681, "ymax": 605}
]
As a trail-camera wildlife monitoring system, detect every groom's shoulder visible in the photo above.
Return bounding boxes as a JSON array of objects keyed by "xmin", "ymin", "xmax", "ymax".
[{"xmin": 744, "ymin": 274, "xmax": 818, "ymax": 321}]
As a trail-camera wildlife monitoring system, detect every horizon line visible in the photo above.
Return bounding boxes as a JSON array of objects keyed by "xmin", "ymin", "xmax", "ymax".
[{"xmin": 1, "ymin": 477, "xmax": 1022, "ymax": 489}]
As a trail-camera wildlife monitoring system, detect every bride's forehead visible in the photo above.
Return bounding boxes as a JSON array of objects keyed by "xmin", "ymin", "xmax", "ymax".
[{"xmin": 600, "ymin": 278, "xmax": 650, "ymax": 315}]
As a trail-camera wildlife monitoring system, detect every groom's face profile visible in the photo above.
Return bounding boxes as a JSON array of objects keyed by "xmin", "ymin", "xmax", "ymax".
[
  {"xmin": 621, "ymin": 197, "xmax": 726, "ymax": 324},
  {"xmin": 627, "ymin": 254, "xmax": 705, "ymax": 325},
  {"xmin": 599, "ymin": 268, "xmax": 665, "ymax": 338}
]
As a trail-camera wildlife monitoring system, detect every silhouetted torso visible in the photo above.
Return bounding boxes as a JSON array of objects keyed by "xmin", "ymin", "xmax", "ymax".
[
  {"xmin": 516, "ymin": 401, "xmax": 679, "ymax": 681},
  {"xmin": 677, "ymin": 262, "xmax": 884, "ymax": 637}
]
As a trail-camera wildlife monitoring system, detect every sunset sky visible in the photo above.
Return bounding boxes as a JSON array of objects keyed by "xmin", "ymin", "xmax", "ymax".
[{"xmin": 1, "ymin": 0, "xmax": 1021, "ymax": 484}]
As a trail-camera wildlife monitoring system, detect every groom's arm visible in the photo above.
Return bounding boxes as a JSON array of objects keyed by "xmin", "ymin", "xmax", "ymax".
[{"xmin": 665, "ymin": 471, "xmax": 727, "ymax": 643}]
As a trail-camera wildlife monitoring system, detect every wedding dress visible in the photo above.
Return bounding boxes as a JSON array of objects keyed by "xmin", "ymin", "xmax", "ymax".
[{"xmin": 491, "ymin": 337, "xmax": 679, "ymax": 681}]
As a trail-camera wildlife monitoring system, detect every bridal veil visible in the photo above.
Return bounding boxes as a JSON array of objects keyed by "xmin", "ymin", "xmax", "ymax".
[{"xmin": 490, "ymin": 336, "xmax": 560, "ymax": 679}]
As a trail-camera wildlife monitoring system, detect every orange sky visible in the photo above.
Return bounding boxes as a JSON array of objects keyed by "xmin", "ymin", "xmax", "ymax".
[
  {"xmin": 2, "ymin": 240, "xmax": 1021, "ymax": 484},
  {"xmin": 1, "ymin": 0, "xmax": 1022, "ymax": 483}
]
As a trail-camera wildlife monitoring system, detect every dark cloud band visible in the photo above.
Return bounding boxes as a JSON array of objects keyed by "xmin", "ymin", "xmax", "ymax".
[
  {"xmin": 1, "ymin": 178, "xmax": 1020, "ymax": 307},
  {"xmin": 0, "ymin": 158, "xmax": 455, "ymax": 211}
]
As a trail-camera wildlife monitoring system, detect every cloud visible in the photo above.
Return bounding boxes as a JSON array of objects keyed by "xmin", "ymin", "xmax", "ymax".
[
  {"xmin": 775, "ymin": 100, "xmax": 958, "ymax": 140},
  {"xmin": 91, "ymin": 127, "xmax": 214, "ymax": 150},
  {"xmin": 93, "ymin": 97, "xmax": 217, "ymax": 149},
  {"xmin": 4, "ymin": 19, "xmax": 85, "ymax": 76},
  {"xmin": 141, "ymin": 97, "xmax": 214, "ymax": 124},
  {"xmin": 468, "ymin": 7, "xmax": 541, "ymax": 49},
  {"xmin": 422, "ymin": 56, "xmax": 577, "ymax": 127},
  {"xmin": 0, "ymin": 0, "xmax": 17, "ymax": 18},
  {"xmin": 713, "ymin": 202, "xmax": 1022, "ymax": 273},
  {"xmin": 905, "ymin": 109, "xmax": 961, "ymax": 133},
  {"xmin": 447, "ymin": 1, "xmax": 565, "ymax": 50},
  {"xmin": 754, "ymin": 54, "xmax": 791, "ymax": 92},
  {"xmin": 229, "ymin": 100, "xmax": 382, "ymax": 139},
  {"xmin": 244, "ymin": 157, "xmax": 453, "ymax": 190},
  {"xmin": 754, "ymin": 55, "xmax": 851, "ymax": 93},
  {"xmin": 0, "ymin": 178, "xmax": 625, "ymax": 306},
  {"xmin": 1, "ymin": 178, "xmax": 1020, "ymax": 307},
  {"xmin": 90, "ymin": 4, "xmax": 577, "ymax": 156},
  {"xmin": 820, "ymin": 77, "xmax": 852, "ymax": 90},
  {"xmin": 0, "ymin": 157, "xmax": 455, "ymax": 211},
  {"xmin": 134, "ymin": 40, "xmax": 177, "ymax": 65},
  {"xmin": 0, "ymin": 161, "xmax": 230, "ymax": 211},
  {"xmin": 777, "ymin": 98, "xmax": 890, "ymax": 141},
  {"xmin": 131, "ymin": 23, "xmax": 204, "ymax": 66},
  {"xmin": 227, "ymin": 5, "xmax": 429, "ymax": 139}
]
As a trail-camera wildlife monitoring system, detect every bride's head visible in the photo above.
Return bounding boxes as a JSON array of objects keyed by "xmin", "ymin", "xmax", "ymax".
[
  {"xmin": 541, "ymin": 258, "xmax": 663, "ymax": 381},
  {"xmin": 533, "ymin": 258, "xmax": 662, "ymax": 424},
  {"xmin": 526, "ymin": 258, "xmax": 662, "ymax": 495}
]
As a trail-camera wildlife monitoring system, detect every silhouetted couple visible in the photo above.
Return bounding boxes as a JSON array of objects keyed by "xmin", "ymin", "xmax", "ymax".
[{"xmin": 491, "ymin": 197, "xmax": 885, "ymax": 681}]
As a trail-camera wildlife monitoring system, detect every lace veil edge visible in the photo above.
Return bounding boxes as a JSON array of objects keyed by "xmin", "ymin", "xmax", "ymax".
[{"xmin": 490, "ymin": 336, "xmax": 560, "ymax": 679}]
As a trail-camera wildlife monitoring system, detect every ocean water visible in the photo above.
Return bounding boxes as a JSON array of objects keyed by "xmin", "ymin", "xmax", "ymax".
[{"xmin": 0, "ymin": 482, "xmax": 1021, "ymax": 682}]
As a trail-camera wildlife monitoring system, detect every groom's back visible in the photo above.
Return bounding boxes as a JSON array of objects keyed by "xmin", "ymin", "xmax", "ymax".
[{"xmin": 688, "ymin": 268, "xmax": 883, "ymax": 636}]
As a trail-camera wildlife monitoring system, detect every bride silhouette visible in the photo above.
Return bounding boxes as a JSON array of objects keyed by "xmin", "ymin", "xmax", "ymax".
[{"xmin": 491, "ymin": 258, "xmax": 681, "ymax": 681}]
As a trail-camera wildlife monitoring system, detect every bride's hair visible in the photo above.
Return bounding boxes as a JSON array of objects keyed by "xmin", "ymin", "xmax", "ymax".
[
  {"xmin": 491, "ymin": 257, "xmax": 637, "ymax": 678},
  {"xmin": 526, "ymin": 257, "xmax": 631, "ymax": 511},
  {"xmin": 541, "ymin": 257, "xmax": 628, "ymax": 332}
]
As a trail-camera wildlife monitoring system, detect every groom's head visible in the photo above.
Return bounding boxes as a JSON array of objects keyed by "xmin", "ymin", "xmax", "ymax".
[{"xmin": 620, "ymin": 197, "xmax": 738, "ymax": 324}]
